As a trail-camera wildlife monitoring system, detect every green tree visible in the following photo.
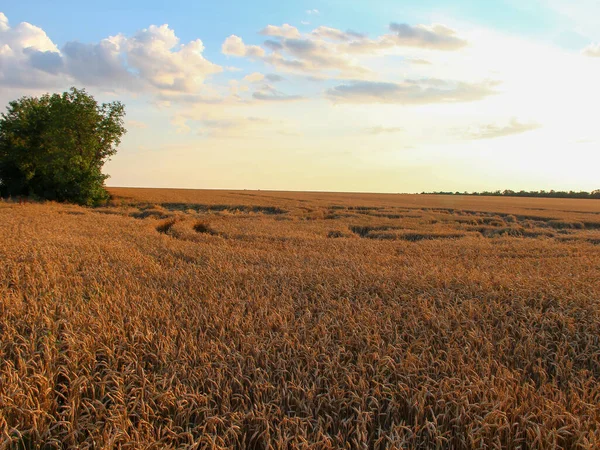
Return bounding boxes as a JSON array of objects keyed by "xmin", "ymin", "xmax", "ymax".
[{"xmin": 0, "ymin": 87, "xmax": 125, "ymax": 206}]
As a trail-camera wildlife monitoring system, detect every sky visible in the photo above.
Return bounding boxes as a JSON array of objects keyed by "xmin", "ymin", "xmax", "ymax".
[{"xmin": 1, "ymin": 0, "xmax": 599, "ymax": 193}]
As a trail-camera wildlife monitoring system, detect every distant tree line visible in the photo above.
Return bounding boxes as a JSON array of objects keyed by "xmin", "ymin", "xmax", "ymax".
[{"xmin": 423, "ymin": 190, "xmax": 600, "ymax": 199}]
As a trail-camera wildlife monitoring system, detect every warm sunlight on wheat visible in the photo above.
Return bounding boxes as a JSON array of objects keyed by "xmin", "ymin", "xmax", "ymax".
[{"xmin": 1, "ymin": 189, "xmax": 599, "ymax": 448}]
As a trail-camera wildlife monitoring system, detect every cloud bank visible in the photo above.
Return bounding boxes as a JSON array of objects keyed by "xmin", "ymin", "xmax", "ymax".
[
  {"xmin": 326, "ymin": 79, "xmax": 498, "ymax": 104},
  {"xmin": 1, "ymin": 11, "xmax": 478, "ymax": 109},
  {"xmin": 222, "ymin": 22, "xmax": 469, "ymax": 79},
  {"xmin": 0, "ymin": 12, "xmax": 221, "ymax": 94}
]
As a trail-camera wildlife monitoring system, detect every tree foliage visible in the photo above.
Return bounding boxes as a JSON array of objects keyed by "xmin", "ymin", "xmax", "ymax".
[{"xmin": 0, "ymin": 87, "xmax": 125, "ymax": 205}]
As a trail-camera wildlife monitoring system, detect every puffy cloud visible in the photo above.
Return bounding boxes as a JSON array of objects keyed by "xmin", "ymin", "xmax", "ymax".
[
  {"xmin": 223, "ymin": 31, "xmax": 369, "ymax": 77},
  {"xmin": 222, "ymin": 21, "xmax": 467, "ymax": 79},
  {"xmin": 326, "ymin": 79, "xmax": 498, "ymax": 104},
  {"xmin": 269, "ymin": 39, "xmax": 369, "ymax": 75},
  {"xmin": 123, "ymin": 24, "xmax": 221, "ymax": 92},
  {"xmin": 62, "ymin": 36, "xmax": 134, "ymax": 88},
  {"xmin": 583, "ymin": 43, "xmax": 600, "ymax": 57},
  {"xmin": 222, "ymin": 35, "xmax": 246, "ymax": 56},
  {"xmin": 259, "ymin": 24, "xmax": 301, "ymax": 39},
  {"xmin": 26, "ymin": 49, "xmax": 64, "ymax": 74},
  {"xmin": 389, "ymin": 23, "xmax": 467, "ymax": 50},
  {"xmin": 0, "ymin": 13, "xmax": 222, "ymax": 95},
  {"xmin": 0, "ymin": 13, "xmax": 61, "ymax": 87},
  {"xmin": 2, "ymin": 17, "xmax": 57, "ymax": 52},
  {"xmin": 0, "ymin": 12, "xmax": 8, "ymax": 31},
  {"xmin": 222, "ymin": 35, "xmax": 265, "ymax": 57},
  {"xmin": 462, "ymin": 118, "xmax": 541, "ymax": 140},
  {"xmin": 62, "ymin": 24, "xmax": 223, "ymax": 92}
]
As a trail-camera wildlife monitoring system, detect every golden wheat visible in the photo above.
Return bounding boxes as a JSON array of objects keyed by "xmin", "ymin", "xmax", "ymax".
[{"xmin": 1, "ymin": 188, "xmax": 599, "ymax": 449}]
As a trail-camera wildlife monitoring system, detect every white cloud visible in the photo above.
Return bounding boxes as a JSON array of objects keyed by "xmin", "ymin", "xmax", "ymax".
[
  {"xmin": 0, "ymin": 12, "xmax": 8, "ymax": 32},
  {"xmin": 0, "ymin": 12, "xmax": 62, "ymax": 88},
  {"xmin": 2, "ymin": 17, "xmax": 57, "ymax": 52},
  {"xmin": 306, "ymin": 9, "xmax": 320, "ymax": 15},
  {"xmin": 61, "ymin": 36, "xmax": 134, "ymax": 88},
  {"xmin": 222, "ymin": 35, "xmax": 247, "ymax": 56},
  {"xmin": 124, "ymin": 24, "xmax": 221, "ymax": 92},
  {"xmin": 222, "ymin": 31, "xmax": 370, "ymax": 77},
  {"xmin": 5, "ymin": 9, "xmax": 598, "ymax": 191},
  {"xmin": 0, "ymin": 13, "xmax": 222, "ymax": 96},
  {"xmin": 221, "ymin": 22, "xmax": 468, "ymax": 80},
  {"xmin": 222, "ymin": 34, "xmax": 265, "ymax": 58}
]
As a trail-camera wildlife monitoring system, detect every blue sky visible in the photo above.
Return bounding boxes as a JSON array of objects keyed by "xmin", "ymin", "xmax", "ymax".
[
  {"xmin": 1, "ymin": 1, "xmax": 599, "ymax": 192},
  {"xmin": 0, "ymin": 0, "xmax": 576, "ymax": 46}
]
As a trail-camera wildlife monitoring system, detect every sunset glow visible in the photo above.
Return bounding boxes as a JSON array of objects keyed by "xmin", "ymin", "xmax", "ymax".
[{"xmin": 1, "ymin": 1, "xmax": 598, "ymax": 192}]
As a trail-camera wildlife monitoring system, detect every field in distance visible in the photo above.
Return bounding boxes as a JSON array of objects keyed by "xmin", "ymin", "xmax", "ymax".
[{"xmin": 2, "ymin": 188, "xmax": 600, "ymax": 448}]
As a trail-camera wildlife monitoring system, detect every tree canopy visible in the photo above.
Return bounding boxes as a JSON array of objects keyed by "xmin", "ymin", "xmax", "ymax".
[{"xmin": 0, "ymin": 87, "xmax": 126, "ymax": 206}]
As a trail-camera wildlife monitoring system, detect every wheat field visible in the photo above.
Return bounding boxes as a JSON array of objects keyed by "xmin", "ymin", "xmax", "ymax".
[{"xmin": 1, "ymin": 188, "xmax": 600, "ymax": 449}]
